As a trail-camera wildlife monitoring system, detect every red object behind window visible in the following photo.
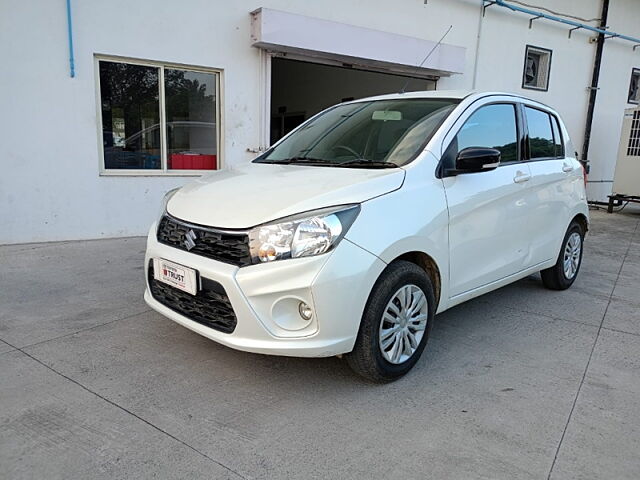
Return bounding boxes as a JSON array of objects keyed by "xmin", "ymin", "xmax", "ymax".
[{"xmin": 169, "ymin": 154, "xmax": 217, "ymax": 170}]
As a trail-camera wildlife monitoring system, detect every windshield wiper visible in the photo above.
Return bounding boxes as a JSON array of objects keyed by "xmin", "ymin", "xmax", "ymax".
[
  {"xmin": 335, "ymin": 159, "xmax": 399, "ymax": 169},
  {"xmin": 258, "ymin": 157, "xmax": 398, "ymax": 168},
  {"xmin": 258, "ymin": 157, "xmax": 330, "ymax": 165}
]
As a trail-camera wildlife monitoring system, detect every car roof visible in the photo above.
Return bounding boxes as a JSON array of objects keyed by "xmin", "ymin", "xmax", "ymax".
[
  {"xmin": 350, "ymin": 90, "xmax": 536, "ymax": 103},
  {"xmin": 347, "ymin": 90, "xmax": 558, "ymax": 115},
  {"xmin": 352, "ymin": 90, "xmax": 475, "ymax": 101}
]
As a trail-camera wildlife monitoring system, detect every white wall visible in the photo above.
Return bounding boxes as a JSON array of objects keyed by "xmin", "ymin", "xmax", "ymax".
[
  {"xmin": 1, "ymin": 0, "xmax": 638, "ymax": 244},
  {"xmin": 463, "ymin": 1, "xmax": 598, "ymax": 158},
  {"xmin": 585, "ymin": 0, "xmax": 640, "ymax": 201},
  {"xmin": 455, "ymin": 0, "xmax": 639, "ymax": 202}
]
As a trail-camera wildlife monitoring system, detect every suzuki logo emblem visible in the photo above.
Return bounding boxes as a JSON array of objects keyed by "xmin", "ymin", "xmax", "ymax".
[{"xmin": 184, "ymin": 229, "xmax": 197, "ymax": 251}]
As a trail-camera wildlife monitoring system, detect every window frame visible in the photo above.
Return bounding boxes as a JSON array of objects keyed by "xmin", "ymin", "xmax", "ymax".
[
  {"xmin": 628, "ymin": 68, "xmax": 640, "ymax": 105},
  {"xmin": 550, "ymin": 114, "xmax": 565, "ymax": 158},
  {"xmin": 438, "ymin": 101, "xmax": 523, "ymax": 177},
  {"xmin": 522, "ymin": 45, "xmax": 552, "ymax": 92},
  {"xmin": 95, "ymin": 54, "xmax": 224, "ymax": 176},
  {"xmin": 521, "ymin": 104, "xmax": 565, "ymax": 161}
]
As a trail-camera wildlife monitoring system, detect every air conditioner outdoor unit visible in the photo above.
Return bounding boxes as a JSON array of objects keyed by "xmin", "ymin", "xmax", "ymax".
[{"xmin": 608, "ymin": 107, "xmax": 640, "ymax": 212}]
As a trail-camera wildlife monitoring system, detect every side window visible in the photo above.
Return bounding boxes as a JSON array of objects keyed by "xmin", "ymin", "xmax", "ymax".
[
  {"xmin": 550, "ymin": 116, "xmax": 565, "ymax": 158},
  {"xmin": 525, "ymin": 107, "xmax": 555, "ymax": 159},
  {"xmin": 454, "ymin": 104, "xmax": 518, "ymax": 163}
]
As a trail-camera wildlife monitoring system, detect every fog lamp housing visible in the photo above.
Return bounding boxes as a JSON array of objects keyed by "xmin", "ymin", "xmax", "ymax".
[{"xmin": 298, "ymin": 302, "xmax": 313, "ymax": 321}]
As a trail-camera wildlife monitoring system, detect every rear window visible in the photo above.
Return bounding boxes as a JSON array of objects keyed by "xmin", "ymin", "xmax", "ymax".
[{"xmin": 525, "ymin": 106, "xmax": 556, "ymax": 159}]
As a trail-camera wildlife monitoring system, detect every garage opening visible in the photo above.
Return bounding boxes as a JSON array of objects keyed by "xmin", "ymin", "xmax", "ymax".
[{"xmin": 270, "ymin": 58, "xmax": 436, "ymax": 144}]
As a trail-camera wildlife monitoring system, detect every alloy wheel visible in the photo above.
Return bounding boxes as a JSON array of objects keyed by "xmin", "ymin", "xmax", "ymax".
[{"xmin": 563, "ymin": 232, "xmax": 582, "ymax": 280}]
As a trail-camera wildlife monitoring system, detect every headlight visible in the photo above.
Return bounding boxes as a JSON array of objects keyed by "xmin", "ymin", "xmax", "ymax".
[
  {"xmin": 248, "ymin": 205, "xmax": 360, "ymax": 264},
  {"xmin": 158, "ymin": 188, "xmax": 179, "ymax": 221}
]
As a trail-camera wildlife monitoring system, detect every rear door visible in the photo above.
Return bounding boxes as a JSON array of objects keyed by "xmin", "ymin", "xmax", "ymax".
[
  {"xmin": 521, "ymin": 105, "xmax": 574, "ymax": 266},
  {"xmin": 442, "ymin": 100, "xmax": 533, "ymax": 297}
]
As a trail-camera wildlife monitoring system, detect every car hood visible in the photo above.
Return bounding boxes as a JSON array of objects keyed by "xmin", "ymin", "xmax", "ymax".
[{"xmin": 167, "ymin": 162, "xmax": 405, "ymax": 228}]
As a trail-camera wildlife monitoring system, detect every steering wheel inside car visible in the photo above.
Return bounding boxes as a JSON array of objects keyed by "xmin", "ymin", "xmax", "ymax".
[{"xmin": 330, "ymin": 145, "xmax": 361, "ymax": 159}]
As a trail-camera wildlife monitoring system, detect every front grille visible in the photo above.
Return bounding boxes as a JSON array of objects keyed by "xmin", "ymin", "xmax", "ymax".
[
  {"xmin": 148, "ymin": 262, "xmax": 237, "ymax": 334},
  {"xmin": 157, "ymin": 215, "xmax": 252, "ymax": 267}
]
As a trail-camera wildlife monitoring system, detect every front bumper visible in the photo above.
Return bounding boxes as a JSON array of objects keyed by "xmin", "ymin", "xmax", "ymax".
[{"xmin": 144, "ymin": 222, "xmax": 386, "ymax": 357}]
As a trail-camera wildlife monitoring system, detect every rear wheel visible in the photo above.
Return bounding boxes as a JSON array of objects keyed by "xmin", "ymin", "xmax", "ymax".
[
  {"xmin": 346, "ymin": 261, "xmax": 435, "ymax": 383},
  {"xmin": 540, "ymin": 221, "xmax": 584, "ymax": 290}
]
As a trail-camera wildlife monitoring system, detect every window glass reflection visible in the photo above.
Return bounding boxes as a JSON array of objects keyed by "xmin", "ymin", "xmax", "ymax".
[
  {"xmin": 551, "ymin": 116, "xmax": 564, "ymax": 158},
  {"xmin": 100, "ymin": 62, "xmax": 161, "ymax": 169},
  {"xmin": 525, "ymin": 107, "xmax": 555, "ymax": 159},
  {"xmin": 456, "ymin": 104, "xmax": 518, "ymax": 162},
  {"xmin": 165, "ymin": 69, "xmax": 217, "ymax": 170}
]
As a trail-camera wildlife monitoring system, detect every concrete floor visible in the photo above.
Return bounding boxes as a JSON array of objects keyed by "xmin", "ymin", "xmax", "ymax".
[{"xmin": 1, "ymin": 209, "xmax": 639, "ymax": 479}]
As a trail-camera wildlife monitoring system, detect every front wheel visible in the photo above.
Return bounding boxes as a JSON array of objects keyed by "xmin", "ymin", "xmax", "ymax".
[
  {"xmin": 346, "ymin": 261, "xmax": 435, "ymax": 383},
  {"xmin": 540, "ymin": 221, "xmax": 584, "ymax": 290}
]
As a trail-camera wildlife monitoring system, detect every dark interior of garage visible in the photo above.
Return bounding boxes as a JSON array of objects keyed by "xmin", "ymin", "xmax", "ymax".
[{"xmin": 270, "ymin": 58, "xmax": 436, "ymax": 144}]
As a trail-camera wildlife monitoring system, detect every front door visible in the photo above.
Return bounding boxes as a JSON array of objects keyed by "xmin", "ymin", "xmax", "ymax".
[{"xmin": 442, "ymin": 102, "xmax": 533, "ymax": 297}]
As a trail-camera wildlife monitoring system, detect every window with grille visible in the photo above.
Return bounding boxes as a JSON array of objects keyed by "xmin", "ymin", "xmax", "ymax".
[
  {"xmin": 628, "ymin": 110, "xmax": 640, "ymax": 157},
  {"xmin": 522, "ymin": 45, "xmax": 552, "ymax": 91},
  {"xmin": 628, "ymin": 68, "xmax": 640, "ymax": 105}
]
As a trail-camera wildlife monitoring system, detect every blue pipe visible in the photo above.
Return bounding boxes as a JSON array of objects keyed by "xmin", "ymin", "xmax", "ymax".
[
  {"xmin": 66, "ymin": 0, "xmax": 75, "ymax": 77},
  {"xmin": 493, "ymin": 0, "xmax": 640, "ymax": 45}
]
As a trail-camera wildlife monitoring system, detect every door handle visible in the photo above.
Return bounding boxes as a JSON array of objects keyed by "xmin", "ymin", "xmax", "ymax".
[
  {"xmin": 562, "ymin": 163, "xmax": 574, "ymax": 173},
  {"xmin": 513, "ymin": 171, "xmax": 531, "ymax": 183}
]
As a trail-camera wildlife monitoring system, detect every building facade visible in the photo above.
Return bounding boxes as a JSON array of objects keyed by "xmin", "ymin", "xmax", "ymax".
[{"xmin": 1, "ymin": 0, "xmax": 639, "ymax": 244}]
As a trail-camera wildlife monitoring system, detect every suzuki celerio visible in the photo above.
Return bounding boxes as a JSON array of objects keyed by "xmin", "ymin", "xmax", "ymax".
[{"xmin": 144, "ymin": 91, "xmax": 589, "ymax": 382}]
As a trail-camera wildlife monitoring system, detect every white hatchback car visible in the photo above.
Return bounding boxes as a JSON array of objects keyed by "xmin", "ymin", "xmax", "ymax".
[{"xmin": 144, "ymin": 91, "xmax": 589, "ymax": 382}]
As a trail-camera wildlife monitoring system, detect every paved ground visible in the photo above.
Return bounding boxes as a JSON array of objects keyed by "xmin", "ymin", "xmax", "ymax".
[{"xmin": 1, "ymin": 209, "xmax": 639, "ymax": 479}]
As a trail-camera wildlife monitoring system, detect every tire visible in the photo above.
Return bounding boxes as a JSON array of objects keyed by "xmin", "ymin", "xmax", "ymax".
[
  {"xmin": 540, "ymin": 220, "xmax": 585, "ymax": 290},
  {"xmin": 345, "ymin": 260, "xmax": 435, "ymax": 383}
]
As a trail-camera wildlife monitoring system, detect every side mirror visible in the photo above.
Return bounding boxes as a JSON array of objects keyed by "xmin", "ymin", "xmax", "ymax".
[{"xmin": 447, "ymin": 147, "xmax": 501, "ymax": 176}]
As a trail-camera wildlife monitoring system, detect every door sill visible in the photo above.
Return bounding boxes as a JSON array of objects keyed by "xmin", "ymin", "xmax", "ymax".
[{"xmin": 449, "ymin": 259, "xmax": 552, "ymax": 302}]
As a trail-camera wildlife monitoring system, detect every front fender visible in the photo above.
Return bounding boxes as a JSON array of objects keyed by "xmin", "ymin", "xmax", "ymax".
[{"xmin": 345, "ymin": 158, "xmax": 451, "ymax": 312}]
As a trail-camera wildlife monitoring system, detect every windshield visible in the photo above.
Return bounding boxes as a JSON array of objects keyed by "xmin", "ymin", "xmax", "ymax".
[{"xmin": 255, "ymin": 98, "xmax": 459, "ymax": 168}]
